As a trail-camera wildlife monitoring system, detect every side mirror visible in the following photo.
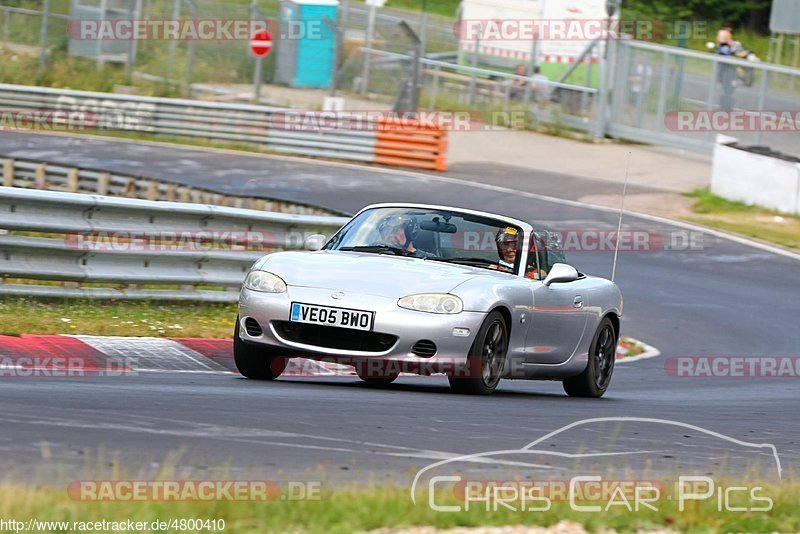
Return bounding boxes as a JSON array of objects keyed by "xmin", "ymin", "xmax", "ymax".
[
  {"xmin": 304, "ymin": 234, "xmax": 326, "ymax": 251},
  {"xmin": 543, "ymin": 263, "xmax": 579, "ymax": 286}
]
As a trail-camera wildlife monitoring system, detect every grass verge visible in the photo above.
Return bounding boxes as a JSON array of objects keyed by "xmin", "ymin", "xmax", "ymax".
[
  {"xmin": 0, "ymin": 482, "xmax": 798, "ymax": 533},
  {"xmin": 0, "ymin": 297, "xmax": 236, "ymax": 338},
  {"xmin": 682, "ymin": 189, "xmax": 800, "ymax": 250}
]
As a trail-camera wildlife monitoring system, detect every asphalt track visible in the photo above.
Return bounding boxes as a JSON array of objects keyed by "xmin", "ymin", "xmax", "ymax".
[{"xmin": 1, "ymin": 131, "xmax": 799, "ymax": 485}]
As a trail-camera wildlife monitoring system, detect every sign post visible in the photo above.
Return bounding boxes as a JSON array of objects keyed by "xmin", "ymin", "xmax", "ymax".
[
  {"xmin": 250, "ymin": 29, "xmax": 273, "ymax": 103},
  {"xmin": 359, "ymin": 0, "xmax": 385, "ymax": 94}
]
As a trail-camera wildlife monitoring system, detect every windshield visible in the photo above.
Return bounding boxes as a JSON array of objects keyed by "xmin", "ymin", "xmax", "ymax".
[{"xmin": 323, "ymin": 207, "xmax": 524, "ymax": 274}]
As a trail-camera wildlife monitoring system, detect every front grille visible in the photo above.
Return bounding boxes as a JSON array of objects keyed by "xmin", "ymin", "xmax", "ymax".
[
  {"xmin": 411, "ymin": 340, "xmax": 437, "ymax": 358},
  {"xmin": 244, "ymin": 317, "xmax": 263, "ymax": 336},
  {"xmin": 273, "ymin": 321, "xmax": 397, "ymax": 352}
]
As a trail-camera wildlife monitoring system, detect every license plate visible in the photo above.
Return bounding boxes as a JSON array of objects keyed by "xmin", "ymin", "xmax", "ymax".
[{"xmin": 290, "ymin": 302, "xmax": 374, "ymax": 331}]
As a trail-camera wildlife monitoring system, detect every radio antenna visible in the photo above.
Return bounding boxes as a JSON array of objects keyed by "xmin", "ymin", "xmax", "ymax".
[{"xmin": 611, "ymin": 152, "xmax": 631, "ymax": 283}]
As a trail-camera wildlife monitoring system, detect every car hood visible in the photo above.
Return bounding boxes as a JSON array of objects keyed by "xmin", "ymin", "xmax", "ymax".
[{"xmin": 258, "ymin": 250, "xmax": 503, "ymax": 298}]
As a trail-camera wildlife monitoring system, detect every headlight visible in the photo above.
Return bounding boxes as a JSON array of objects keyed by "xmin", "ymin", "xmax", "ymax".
[
  {"xmin": 243, "ymin": 270, "xmax": 287, "ymax": 293},
  {"xmin": 398, "ymin": 293, "xmax": 463, "ymax": 314}
]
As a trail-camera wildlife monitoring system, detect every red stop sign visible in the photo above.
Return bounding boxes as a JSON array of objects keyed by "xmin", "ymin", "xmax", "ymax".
[{"xmin": 250, "ymin": 30, "xmax": 272, "ymax": 58}]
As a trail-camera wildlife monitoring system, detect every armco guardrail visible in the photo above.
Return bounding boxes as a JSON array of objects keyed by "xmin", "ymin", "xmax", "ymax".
[
  {"xmin": 0, "ymin": 84, "xmax": 448, "ymax": 171},
  {"xmin": 0, "ymin": 187, "xmax": 349, "ymax": 301},
  {"xmin": 0, "ymin": 156, "xmax": 336, "ymax": 216}
]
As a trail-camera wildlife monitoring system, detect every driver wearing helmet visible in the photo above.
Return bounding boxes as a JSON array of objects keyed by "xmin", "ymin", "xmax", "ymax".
[{"xmin": 375, "ymin": 214, "xmax": 433, "ymax": 258}]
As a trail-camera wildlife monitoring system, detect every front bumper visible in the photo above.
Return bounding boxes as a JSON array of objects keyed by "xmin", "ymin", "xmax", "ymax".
[{"xmin": 238, "ymin": 286, "xmax": 487, "ymax": 367}]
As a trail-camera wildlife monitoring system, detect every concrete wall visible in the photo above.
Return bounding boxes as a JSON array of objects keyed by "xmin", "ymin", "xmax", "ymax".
[{"xmin": 711, "ymin": 135, "xmax": 800, "ymax": 215}]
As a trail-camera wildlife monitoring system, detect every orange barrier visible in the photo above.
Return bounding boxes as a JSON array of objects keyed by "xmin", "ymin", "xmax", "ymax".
[{"xmin": 374, "ymin": 117, "xmax": 448, "ymax": 172}]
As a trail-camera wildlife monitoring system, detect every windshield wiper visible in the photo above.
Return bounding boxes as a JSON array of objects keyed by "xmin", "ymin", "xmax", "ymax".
[
  {"xmin": 339, "ymin": 245, "xmax": 412, "ymax": 256},
  {"xmin": 426, "ymin": 257, "xmax": 500, "ymax": 268}
]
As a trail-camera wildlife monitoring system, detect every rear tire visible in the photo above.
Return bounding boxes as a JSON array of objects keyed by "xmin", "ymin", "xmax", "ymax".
[
  {"xmin": 563, "ymin": 317, "xmax": 617, "ymax": 398},
  {"xmin": 448, "ymin": 310, "xmax": 508, "ymax": 395},
  {"xmin": 233, "ymin": 318, "xmax": 286, "ymax": 380}
]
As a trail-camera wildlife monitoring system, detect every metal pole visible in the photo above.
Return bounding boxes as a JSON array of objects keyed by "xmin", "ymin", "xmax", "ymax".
[
  {"xmin": 3, "ymin": 9, "xmax": 10, "ymax": 45},
  {"xmin": 96, "ymin": 0, "xmax": 107, "ymax": 68},
  {"xmin": 38, "ymin": 0, "xmax": 50, "ymax": 73},
  {"xmin": 126, "ymin": 0, "xmax": 142, "ymax": 81},
  {"xmin": 523, "ymin": 33, "xmax": 537, "ymax": 103},
  {"xmin": 428, "ymin": 64, "xmax": 440, "ymax": 109},
  {"xmin": 168, "ymin": 0, "xmax": 181, "ymax": 69},
  {"xmin": 581, "ymin": 42, "xmax": 593, "ymax": 110},
  {"xmin": 324, "ymin": 15, "xmax": 340, "ymax": 96},
  {"xmin": 184, "ymin": 0, "xmax": 197, "ymax": 95},
  {"xmin": 409, "ymin": 34, "xmax": 421, "ymax": 111},
  {"xmin": 340, "ymin": 0, "xmax": 349, "ymax": 37},
  {"xmin": 704, "ymin": 61, "xmax": 718, "ymax": 142},
  {"xmin": 754, "ymin": 70, "xmax": 769, "ymax": 145},
  {"xmin": 185, "ymin": 39, "xmax": 194, "ymax": 94},
  {"xmin": 253, "ymin": 56, "xmax": 264, "ymax": 103},
  {"xmin": 419, "ymin": 0, "xmax": 428, "ymax": 57},
  {"xmin": 655, "ymin": 51, "xmax": 669, "ymax": 132},
  {"xmin": 468, "ymin": 30, "xmax": 479, "ymax": 106},
  {"xmin": 250, "ymin": 0, "xmax": 265, "ymax": 102},
  {"xmin": 594, "ymin": 22, "xmax": 612, "ymax": 139},
  {"xmin": 359, "ymin": 3, "xmax": 377, "ymax": 94}
]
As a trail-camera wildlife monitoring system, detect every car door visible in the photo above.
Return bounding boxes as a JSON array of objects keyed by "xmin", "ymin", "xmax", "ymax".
[{"xmin": 523, "ymin": 232, "xmax": 589, "ymax": 365}]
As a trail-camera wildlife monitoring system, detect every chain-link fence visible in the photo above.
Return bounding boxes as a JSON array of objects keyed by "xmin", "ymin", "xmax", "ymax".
[
  {"xmin": 0, "ymin": 0, "xmax": 456, "ymax": 91},
  {"xmin": 608, "ymin": 39, "xmax": 800, "ymax": 158}
]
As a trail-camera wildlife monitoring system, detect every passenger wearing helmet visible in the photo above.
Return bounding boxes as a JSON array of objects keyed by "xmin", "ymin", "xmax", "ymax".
[
  {"xmin": 494, "ymin": 227, "xmax": 540, "ymax": 279},
  {"xmin": 494, "ymin": 227, "xmax": 520, "ymax": 273},
  {"xmin": 375, "ymin": 214, "xmax": 433, "ymax": 258}
]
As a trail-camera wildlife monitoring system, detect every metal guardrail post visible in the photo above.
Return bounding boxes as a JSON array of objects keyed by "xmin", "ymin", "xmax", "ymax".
[
  {"xmin": 97, "ymin": 173, "xmax": 110, "ymax": 195},
  {"xmin": 34, "ymin": 164, "xmax": 46, "ymax": 189},
  {"xmin": 2, "ymin": 159, "xmax": 13, "ymax": 188},
  {"xmin": 67, "ymin": 169, "xmax": 79, "ymax": 192}
]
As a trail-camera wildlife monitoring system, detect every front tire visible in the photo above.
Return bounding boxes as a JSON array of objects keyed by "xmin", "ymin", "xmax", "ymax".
[
  {"xmin": 563, "ymin": 316, "xmax": 617, "ymax": 398},
  {"xmin": 233, "ymin": 318, "xmax": 286, "ymax": 380},
  {"xmin": 448, "ymin": 310, "xmax": 508, "ymax": 395},
  {"xmin": 355, "ymin": 362, "xmax": 399, "ymax": 385}
]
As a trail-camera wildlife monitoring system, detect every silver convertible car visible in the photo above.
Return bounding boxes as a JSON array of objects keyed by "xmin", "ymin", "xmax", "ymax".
[{"xmin": 234, "ymin": 203, "xmax": 623, "ymax": 396}]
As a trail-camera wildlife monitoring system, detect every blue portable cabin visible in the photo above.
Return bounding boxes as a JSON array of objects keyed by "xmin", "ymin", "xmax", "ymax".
[{"xmin": 275, "ymin": 0, "xmax": 339, "ymax": 88}]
